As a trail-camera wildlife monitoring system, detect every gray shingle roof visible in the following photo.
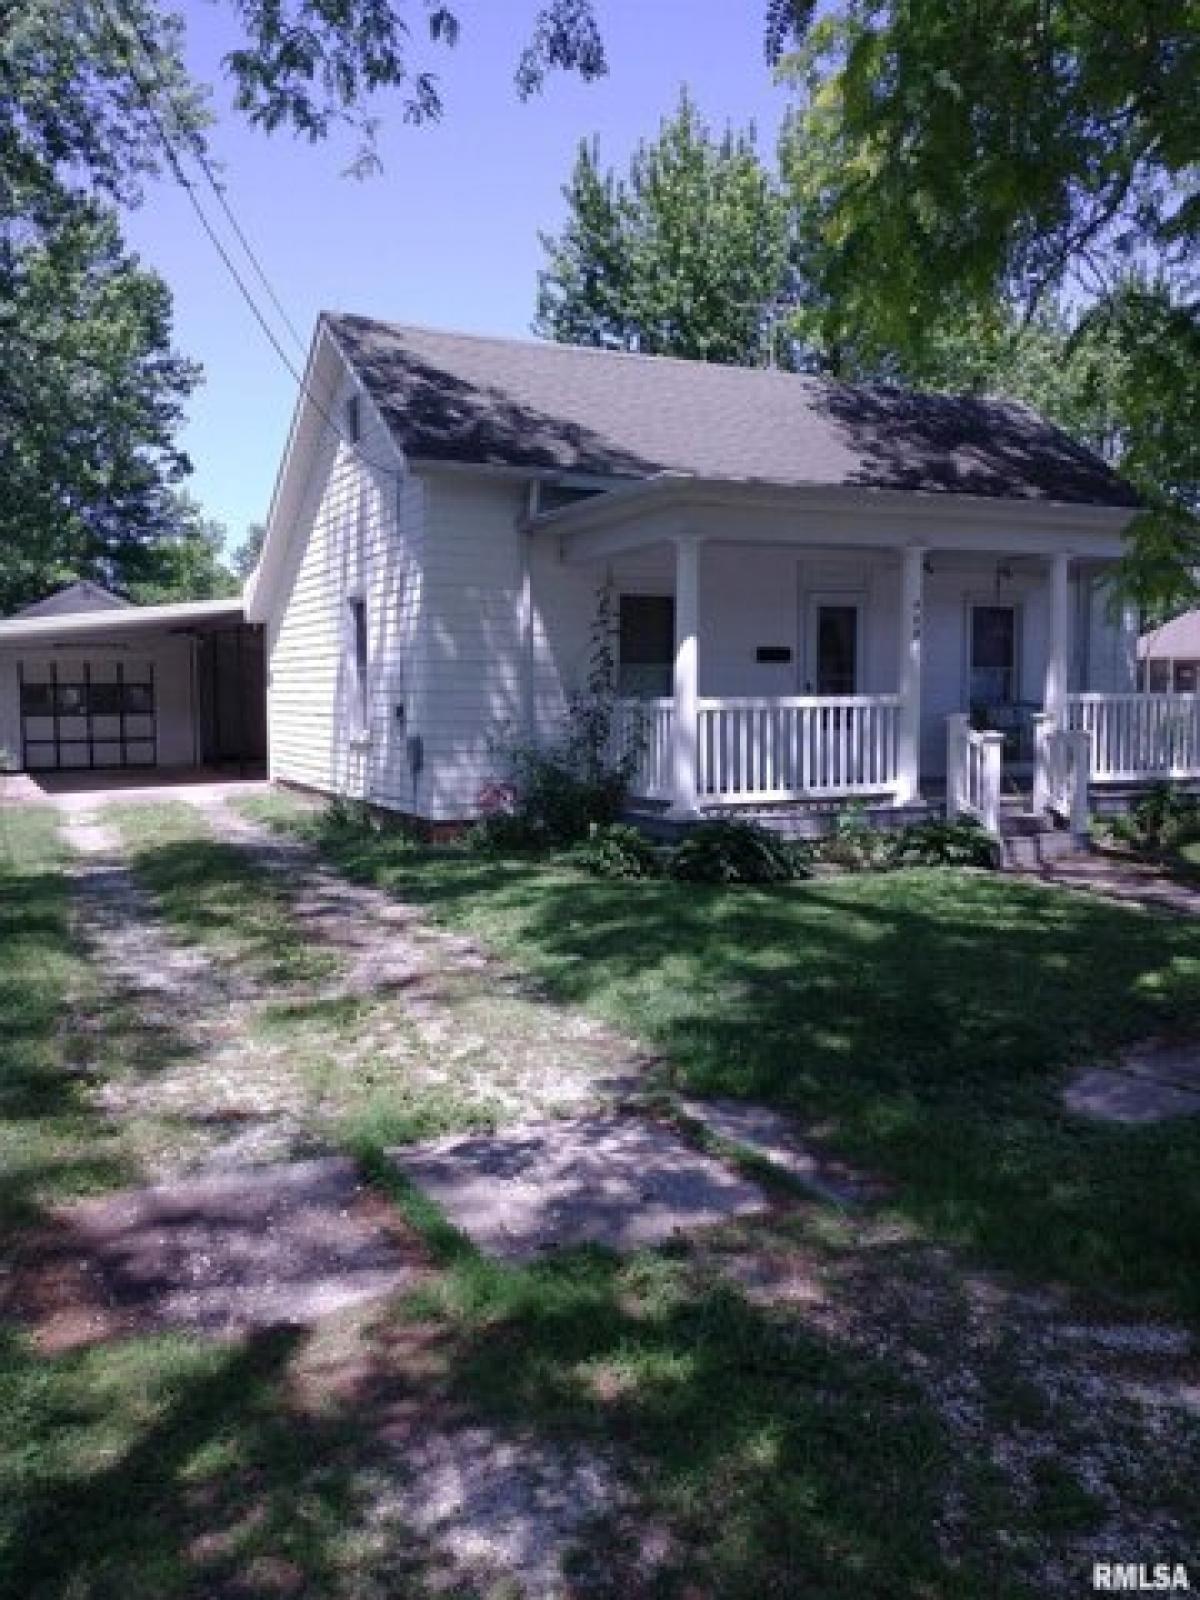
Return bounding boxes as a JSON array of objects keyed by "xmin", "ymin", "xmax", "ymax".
[
  {"xmin": 13, "ymin": 580, "xmax": 131, "ymax": 618},
  {"xmin": 326, "ymin": 315, "xmax": 1140, "ymax": 510}
]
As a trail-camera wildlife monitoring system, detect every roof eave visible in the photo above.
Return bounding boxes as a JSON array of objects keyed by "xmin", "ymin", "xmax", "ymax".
[{"xmin": 523, "ymin": 473, "xmax": 1141, "ymax": 538}]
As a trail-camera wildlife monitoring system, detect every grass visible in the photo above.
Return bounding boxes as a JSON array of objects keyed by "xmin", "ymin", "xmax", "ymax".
[
  {"xmin": 0, "ymin": 806, "xmax": 135, "ymax": 1223},
  {"xmin": 4, "ymin": 793, "xmax": 1197, "ymax": 1595},
  {"xmin": 242, "ymin": 792, "xmax": 1200, "ymax": 1324},
  {"xmin": 106, "ymin": 802, "xmax": 337, "ymax": 987}
]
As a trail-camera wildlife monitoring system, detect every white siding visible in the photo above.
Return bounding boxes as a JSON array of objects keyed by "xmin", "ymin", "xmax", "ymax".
[
  {"xmin": 266, "ymin": 370, "xmax": 424, "ymax": 809},
  {"xmin": 417, "ymin": 476, "xmax": 528, "ymax": 820}
]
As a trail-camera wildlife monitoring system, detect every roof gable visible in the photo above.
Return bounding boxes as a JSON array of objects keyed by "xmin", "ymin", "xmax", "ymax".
[
  {"xmin": 325, "ymin": 314, "xmax": 1141, "ymax": 510},
  {"xmin": 13, "ymin": 580, "xmax": 132, "ymax": 619}
]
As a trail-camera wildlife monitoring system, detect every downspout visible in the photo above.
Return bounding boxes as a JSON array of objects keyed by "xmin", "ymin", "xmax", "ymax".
[{"xmin": 520, "ymin": 482, "xmax": 538, "ymax": 745}]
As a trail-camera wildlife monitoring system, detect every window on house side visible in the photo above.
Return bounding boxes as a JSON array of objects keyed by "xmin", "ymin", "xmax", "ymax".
[{"xmin": 349, "ymin": 597, "xmax": 369, "ymax": 732}]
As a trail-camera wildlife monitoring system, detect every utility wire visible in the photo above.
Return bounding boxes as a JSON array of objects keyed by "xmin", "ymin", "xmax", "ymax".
[
  {"xmin": 95, "ymin": 0, "xmax": 397, "ymax": 480},
  {"xmin": 112, "ymin": 0, "xmax": 308, "ymax": 358}
]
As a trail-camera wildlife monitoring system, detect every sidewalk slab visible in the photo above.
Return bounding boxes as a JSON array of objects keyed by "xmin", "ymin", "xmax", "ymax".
[{"xmin": 392, "ymin": 1114, "xmax": 768, "ymax": 1261}]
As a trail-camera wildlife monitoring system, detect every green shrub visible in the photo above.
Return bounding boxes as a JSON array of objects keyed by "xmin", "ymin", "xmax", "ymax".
[
  {"xmin": 887, "ymin": 818, "xmax": 999, "ymax": 869},
  {"xmin": 668, "ymin": 820, "xmax": 803, "ymax": 885},
  {"xmin": 813, "ymin": 803, "xmax": 895, "ymax": 871},
  {"xmin": 1110, "ymin": 783, "xmax": 1200, "ymax": 854},
  {"xmin": 508, "ymin": 748, "xmax": 627, "ymax": 844},
  {"xmin": 572, "ymin": 822, "xmax": 663, "ymax": 879},
  {"xmin": 467, "ymin": 811, "xmax": 545, "ymax": 854}
]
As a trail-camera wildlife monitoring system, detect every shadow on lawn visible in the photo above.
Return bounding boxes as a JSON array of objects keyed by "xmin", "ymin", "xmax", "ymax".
[
  {"xmin": 294, "ymin": 816, "xmax": 1200, "ymax": 1322},
  {"xmin": 0, "ymin": 1321, "xmax": 462, "ymax": 1600},
  {"xmin": 359, "ymin": 1237, "xmax": 1022, "ymax": 1600}
]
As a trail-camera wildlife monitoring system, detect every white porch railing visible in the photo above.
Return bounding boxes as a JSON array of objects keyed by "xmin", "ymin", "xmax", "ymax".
[
  {"xmin": 696, "ymin": 695, "xmax": 901, "ymax": 803},
  {"xmin": 1066, "ymin": 693, "xmax": 1200, "ymax": 782},
  {"xmin": 946, "ymin": 714, "xmax": 1003, "ymax": 834},
  {"xmin": 1034, "ymin": 718, "xmax": 1090, "ymax": 832},
  {"xmin": 612, "ymin": 697, "xmax": 674, "ymax": 801},
  {"xmin": 614, "ymin": 694, "xmax": 902, "ymax": 805}
]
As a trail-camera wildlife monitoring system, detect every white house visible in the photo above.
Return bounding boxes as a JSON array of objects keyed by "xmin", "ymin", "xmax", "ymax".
[{"xmin": 242, "ymin": 315, "xmax": 1197, "ymax": 834}]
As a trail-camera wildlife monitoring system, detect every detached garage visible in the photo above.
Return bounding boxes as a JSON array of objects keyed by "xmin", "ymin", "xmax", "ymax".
[{"xmin": 0, "ymin": 583, "xmax": 266, "ymax": 776}]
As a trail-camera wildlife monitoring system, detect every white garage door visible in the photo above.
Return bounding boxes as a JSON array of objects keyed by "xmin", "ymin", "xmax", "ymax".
[{"xmin": 19, "ymin": 658, "xmax": 157, "ymax": 770}]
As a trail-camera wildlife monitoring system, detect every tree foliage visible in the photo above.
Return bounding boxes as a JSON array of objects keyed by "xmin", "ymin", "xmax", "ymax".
[
  {"xmin": 0, "ymin": 0, "xmax": 612, "ymax": 608},
  {"xmin": 0, "ymin": 202, "xmax": 200, "ymax": 614},
  {"xmin": 774, "ymin": 0, "xmax": 1199, "ymax": 341},
  {"xmin": 125, "ymin": 499, "xmax": 240, "ymax": 605},
  {"xmin": 537, "ymin": 92, "xmax": 792, "ymax": 365}
]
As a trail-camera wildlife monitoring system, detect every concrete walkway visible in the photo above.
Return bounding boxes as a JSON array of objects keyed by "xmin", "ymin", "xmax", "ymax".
[
  {"xmin": 1019, "ymin": 850, "xmax": 1200, "ymax": 917},
  {"xmin": 1064, "ymin": 1039, "xmax": 1200, "ymax": 1124}
]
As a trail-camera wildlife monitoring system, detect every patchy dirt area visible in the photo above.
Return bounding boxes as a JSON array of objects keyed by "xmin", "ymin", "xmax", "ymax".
[
  {"xmin": 202, "ymin": 797, "xmax": 661, "ymax": 1123},
  {"xmin": 1021, "ymin": 850, "xmax": 1200, "ymax": 918},
  {"xmin": 692, "ymin": 1212, "xmax": 1200, "ymax": 1595},
  {"xmin": 8, "ymin": 1158, "xmax": 424, "ymax": 1351},
  {"xmin": 60, "ymin": 809, "xmax": 320, "ymax": 1175}
]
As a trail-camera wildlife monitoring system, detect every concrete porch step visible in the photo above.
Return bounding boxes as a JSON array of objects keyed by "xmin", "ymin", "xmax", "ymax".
[{"xmin": 1000, "ymin": 826, "xmax": 1090, "ymax": 871}]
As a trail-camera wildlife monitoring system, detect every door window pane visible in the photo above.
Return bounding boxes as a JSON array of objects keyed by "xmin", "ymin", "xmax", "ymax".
[
  {"xmin": 619, "ymin": 595, "xmax": 675, "ymax": 698},
  {"xmin": 19, "ymin": 683, "xmax": 52, "ymax": 716},
  {"xmin": 815, "ymin": 605, "xmax": 858, "ymax": 695},
  {"xmin": 122, "ymin": 682, "xmax": 154, "ymax": 714},
  {"xmin": 55, "ymin": 683, "xmax": 86, "ymax": 715},
  {"xmin": 970, "ymin": 606, "xmax": 1016, "ymax": 706}
]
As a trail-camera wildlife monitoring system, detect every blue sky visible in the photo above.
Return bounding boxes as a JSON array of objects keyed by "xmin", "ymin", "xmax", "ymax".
[{"xmin": 119, "ymin": 2, "xmax": 791, "ymax": 548}]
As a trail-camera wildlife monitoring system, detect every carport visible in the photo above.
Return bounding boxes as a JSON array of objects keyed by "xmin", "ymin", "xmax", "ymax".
[{"xmin": 0, "ymin": 587, "xmax": 266, "ymax": 776}]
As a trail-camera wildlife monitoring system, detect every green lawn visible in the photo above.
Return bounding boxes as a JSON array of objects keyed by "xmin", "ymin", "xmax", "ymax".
[
  {"xmin": 243, "ymin": 794, "xmax": 1200, "ymax": 1325},
  {"xmin": 4, "ymin": 796, "xmax": 1197, "ymax": 1596},
  {"xmin": 0, "ymin": 806, "xmax": 135, "ymax": 1225}
]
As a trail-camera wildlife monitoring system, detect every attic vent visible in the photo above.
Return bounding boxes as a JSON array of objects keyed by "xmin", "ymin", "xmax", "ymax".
[{"xmin": 344, "ymin": 392, "xmax": 361, "ymax": 443}]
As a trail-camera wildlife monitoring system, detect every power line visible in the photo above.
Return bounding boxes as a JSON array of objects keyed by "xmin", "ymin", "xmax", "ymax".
[
  {"xmin": 94, "ymin": 0, "xmax": 397, "ymax": 481},
  {"xmin": 111, "ymin": 0, "xmax": 308, "ymax": 358}
]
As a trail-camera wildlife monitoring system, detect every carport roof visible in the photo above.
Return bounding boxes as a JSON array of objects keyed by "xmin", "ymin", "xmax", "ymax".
[{"xmin": 0, "ymin": 596, "xmax": 244, "ymax": 644}]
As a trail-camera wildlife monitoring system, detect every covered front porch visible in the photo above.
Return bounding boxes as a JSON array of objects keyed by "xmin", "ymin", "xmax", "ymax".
[{"xmin": 533, "ymin": 477, "xmax": 1197, "ymax": 834}]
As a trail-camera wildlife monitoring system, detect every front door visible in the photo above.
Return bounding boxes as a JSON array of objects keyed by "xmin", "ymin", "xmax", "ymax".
[
  {"xmin": 806, "ymin": 595, "xmax": 861, "ymax": 695},
  {"xmin": 968, "ymin": 602, "xmax": 1028, "ymax": 762}
]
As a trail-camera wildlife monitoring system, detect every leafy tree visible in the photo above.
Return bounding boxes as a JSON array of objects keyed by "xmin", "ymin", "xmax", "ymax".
[
  {"xmin": 1, "ymin": 1, "xmax": 609, "ymax": 207},
  {"xmin": 0, "ymin": 200, "xmax": 199, "ymax": 615},
  {"xmin": 537, "ymin": 92, "xmax": 792, "ymax": 365},
  {"xmin": 232, "ymin": 522, "xmax": 267, "ymax": 580},
  {"xmin": 771, "ymin": 3, "xmax": 1200, "ymax": 606},
  {"xmin": 0, "ymin": 1, "xmax": 614, "ymax": 607},
  {"xmin": 125, "ymin": 499, "xmax": 240, "ymax": 604},
  {"xmin": 773, "ymin": 1, "xmax": 1199, "ymax": 344},
  {"xmin": 873, "ymin": 282, "xmax": 1200, "ymax": 612}
]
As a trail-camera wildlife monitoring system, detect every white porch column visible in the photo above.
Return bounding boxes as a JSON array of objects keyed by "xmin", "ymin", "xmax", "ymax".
[
  {"xmin": 896, "ymin": 544, "xmax": 925, "ymax": 805},
  {"xmin": 668, "ymin": 534, "xmax": 701, "ymax": 818},
  {"xmin": 1044, "ymin": 552, "xmax": 1071, "ymax": 719}
]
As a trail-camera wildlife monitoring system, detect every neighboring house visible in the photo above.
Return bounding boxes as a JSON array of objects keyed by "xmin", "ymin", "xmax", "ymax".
[
  {"xmin": 1140, "ymin": 610, "xmax": 1200, "ymax": 693},
  {"xmin": 247, "ymin": 314, "xmax": 1186, "ymax": 832},
  {"xmin": 0, "ymin": 584, "xmax": 266, "ymax": 774}
]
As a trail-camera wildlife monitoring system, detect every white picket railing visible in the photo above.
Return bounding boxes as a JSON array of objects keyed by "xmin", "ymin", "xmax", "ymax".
[
  {"xmin": 612, "ymin": 698, "xmax": 674, "ymax": 800},
  {"xmin": 696, "ymin": 695, "xmax": 901, "ymax": 803},
  {"xmin": 1066, "ymin": 693, "xmax": 1200, "ymax": 782},
  {"xmin": 946, "ymin": 714, "xmax": 1003, "ymax": 834},
  {"xmin": 1035, "ymin": 720, "xmax": 1091, "ymax": 832}
]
